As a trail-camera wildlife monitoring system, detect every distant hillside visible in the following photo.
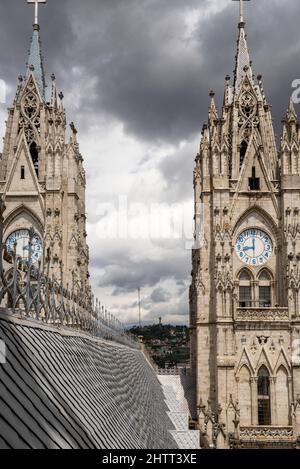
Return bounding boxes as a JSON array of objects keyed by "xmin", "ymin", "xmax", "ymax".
[{"xmin": 129, "ymin": 324, "xmax": 190, "ymax": 369}]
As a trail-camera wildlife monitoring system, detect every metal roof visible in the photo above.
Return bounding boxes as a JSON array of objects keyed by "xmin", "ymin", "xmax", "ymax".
[{"xmin": 0, "ymin": 313, "xmax": 178, "ymax": 449}]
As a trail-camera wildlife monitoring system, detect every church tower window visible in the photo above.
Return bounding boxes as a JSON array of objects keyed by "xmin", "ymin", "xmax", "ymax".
[
  {"xmin": 249, "ymin": 167, "xmax": 260, "ymax": 191},
  {"xmin": 258, "ymin": 270, "xmax": 272, "ymax": 307},
  {"xmin": 21, "ymin": 166, "xmax": 25, "ymax": 180},
  {"xmin": 30, "ymin": 141, "xmax": 39, "ymax": 177},
  {"xmin": 240, "ymin": 140, "xmax": 248, "ymax": 169},
  {"xmin": 239, "ymin": 270, "xmax": 252, "ymax": 307},
  {"xmin": 257, "ymin": 366, "xmax": 271, "ymax": 425}
]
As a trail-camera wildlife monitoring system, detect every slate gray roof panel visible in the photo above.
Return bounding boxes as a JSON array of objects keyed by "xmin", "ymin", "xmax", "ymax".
[{"xmin": 0, "ymin": 315, "xmax": 178, "ymax": 449}]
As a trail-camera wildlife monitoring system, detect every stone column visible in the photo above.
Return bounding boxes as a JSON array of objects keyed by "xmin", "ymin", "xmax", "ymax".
[
  {"xmin": 288, "ymin": 376, "xmax": 293, "ymax": 425},
  {"xmin": 271, "ymin": 280, "xmax": 276, "ymax": 306},
  {"xmin": 250, "ymin": 377, "xmax": 258, "ymax": 425},
  {"xmin": 270, "ymin": 376, "xmax": 277, "ymax": 425},
  {"xmin": 254, "ymin": 281, "xmax": 259, "ymax": 307}
]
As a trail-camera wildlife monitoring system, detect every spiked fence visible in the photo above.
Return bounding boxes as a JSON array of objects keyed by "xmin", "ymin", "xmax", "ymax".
[{"xmin": 0, "ymin": 197, "xmax": 138, "ymax": 349}]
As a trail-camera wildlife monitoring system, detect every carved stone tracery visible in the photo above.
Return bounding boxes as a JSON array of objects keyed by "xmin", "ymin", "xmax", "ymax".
[
  {"xmin": 19, "ymin": 84, "xmax": 41, "ymax": 144},
  {"xmin": 236, "ymin": 308, "xmax": 289, "ymax": 322}
]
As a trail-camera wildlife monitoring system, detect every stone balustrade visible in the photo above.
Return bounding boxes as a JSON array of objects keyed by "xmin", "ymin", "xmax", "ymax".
[
  {"xmin": 240, "ymin": 426, "xmax": 294, "ymax": 440},
  {"xmin": 236, "ymin": 307, "xmax": 289, "ymax": 322}
]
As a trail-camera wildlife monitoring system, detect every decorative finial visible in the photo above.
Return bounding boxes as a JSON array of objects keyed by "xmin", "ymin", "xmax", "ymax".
[
  {"xmin": 232, "ymin": 0, "xmax": 251, "ymax": 25},
  {"xmin": 70, "ymin": 122, "xmax": 77, "ymax": 134},
  {"xmin": 209, "ymin": 90, "xmax": 215, "ymax": 98},
  {"xmin": 27, "ymin": 0, "xmax": 47, "ymax": 27}
]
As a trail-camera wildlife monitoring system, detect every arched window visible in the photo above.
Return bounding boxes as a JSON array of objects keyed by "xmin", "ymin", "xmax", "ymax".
[
  {"xmin": 238, "ymin": 365, "xmax": 252, "ymax": 426},
  {"xmin": 258, "ymin": 270, "xmax": 272, "ymax": 308},
  {"xmin": 239, "ymin": 270, "xmax": 252, "ymax": 307},
  {"xmin": 239, "ymin": 270, "xmax": 251, "ymax": 281},
  {"xmin": 257, "ymin": 366, "xmax": 271, "ymax": 425},
  {"xmin": 276, "ymin": 366, "xmax": 289, "ymax": 425},
  {"xmin": 30, "ymin": 142, "xmax": 39, "ymax": 177},
  {"xmin": 240, "ymin": 141, "xmax": 248, "ymax": 168}
]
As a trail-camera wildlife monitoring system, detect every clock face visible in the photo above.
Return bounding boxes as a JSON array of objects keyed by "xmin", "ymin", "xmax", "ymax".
[
  {"xmin": 235, "ymin": 228, "xmax": 273, "ymax": 266},
  {"xmin": 5, "ymin": 229, "xmax": 42, "ymax": 265}
]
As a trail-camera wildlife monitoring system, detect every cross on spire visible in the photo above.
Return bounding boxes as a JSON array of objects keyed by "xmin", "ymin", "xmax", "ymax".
[
  {"xmin": 232, "ymin": 0, "xmax": 251, "ymax": 24},
  {"xmin": 27, "ymin": 0, "xmax": 47, "ymax": 26}
]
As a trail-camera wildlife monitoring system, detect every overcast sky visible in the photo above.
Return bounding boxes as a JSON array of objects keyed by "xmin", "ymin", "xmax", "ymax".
[{"xmin": 0, "ymin": 0, "xmax": 299, "ymax": 325}]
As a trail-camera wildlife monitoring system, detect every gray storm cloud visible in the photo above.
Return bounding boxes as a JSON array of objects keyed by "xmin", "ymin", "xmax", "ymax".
[{"xmin": 0, "ymin": 0, "xmax": 299, "ymax": 323}]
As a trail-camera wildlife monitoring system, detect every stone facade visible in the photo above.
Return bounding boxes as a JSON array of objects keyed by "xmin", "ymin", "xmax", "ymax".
[
  {"xmin": 190, "ymin": 8, "xmax": 300, "ymax": 448},
  {"xmin": 0, "ymin": 23, "xmax": 90, "ymax": 294}
]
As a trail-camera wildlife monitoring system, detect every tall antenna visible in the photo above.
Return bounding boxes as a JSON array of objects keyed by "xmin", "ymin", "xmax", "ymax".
[{"xmin": 138, "ymin": 288, "xmax": 141, "ymax": 328}]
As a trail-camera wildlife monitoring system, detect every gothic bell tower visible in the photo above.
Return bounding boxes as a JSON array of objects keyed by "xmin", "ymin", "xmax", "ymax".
[
  {"xmin": 190, "ymin": 0, "xmax": 300, "ymax": 448},
  {"xmin": 0, "ymin": 2, "xmax": 90, "ymax": 294}
]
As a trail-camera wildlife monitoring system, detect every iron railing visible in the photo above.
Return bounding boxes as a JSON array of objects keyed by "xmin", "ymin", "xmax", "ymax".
[{"xmin": 0, "ymin": 197, "xmax": 138, "ymax": 349}]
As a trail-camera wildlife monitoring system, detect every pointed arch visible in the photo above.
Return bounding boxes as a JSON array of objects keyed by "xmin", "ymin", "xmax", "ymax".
[
  {"xmin": 274, "ymin": 348, "xmax": 291, "ymax": 375},
  {"xmin": 20, "ymin": 72, "xmax": 44, "ymax": 104},
  {"xmin": 232, "ymin": 206, "xmax": 279, "ymax": 245},
  {"xmin": 257, "ymin": 365, "xmax": 271, "ymax": 425},
  {"xmin": 275, "ymin": 365, "xmax": 290, "ymax": 425},
  {"xmin": 4, "ymin": 130, "xmax": 41, "ymax": 192},
  {"xmin": 256, "ymin": 347, "xmax": 274, "ymax": 375},
  {"xmin": 54, "ymin": 142, "xmax": 62, "ymax": 153},
  {"xmin": 237, "ymin": 267, "xmax": 254, "ymax": 281},
  {"xmin": 69, "ymin": 234, "xmax": 78, "ymax": 250},
  {"xmin": 45, "ymin": 232, "xmax": 52, "ymax": 242},
  {"xmin": 3, "ymin": 204, "xmax": 44, "ymax": 239},
  {"xmin": 257, "ymin": 268, "xmax": 273, "ymax": 307},
  {"xmin": 46, "ymin": 143, "xmax": 54, "ymax": 155},
  {"xmin": 235, "ymin": 347, "xmax": 255, "ymax": 376},
  {"xmin": 257, "ymin": 267, "xmax": 274, "ymax": 280},
  {"xmin": 237, "ymin": 268, "xmax": 253, "ymax": 307},
  {"xmin": 257, "ymin": 364, "xmax": 270, "ymax": 378},
  {"xmin": 238, "ymin": 365, "xmax": 252, "ymax": 426}
]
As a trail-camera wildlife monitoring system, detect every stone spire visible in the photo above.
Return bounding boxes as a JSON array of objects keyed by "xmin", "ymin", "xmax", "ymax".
[
  {"xmin": 286, "ymin": 97, "xmax": 298, "ymax": 124},
  {"xmin": 223, "ymin": 75, "xmax": 232, "ymax": 108},
  {"xmin": 26, "ymin": 0, "xmax": 47, "ymax": 99},
  {"xmin": 208, "ymin": 90, "xmax": 218, "ymax": 124},
  {"xmin": 26, "ymin": 24, "xmax": 46, "ymax": 98},
  {"xmin": 233, "ymin": 1, "xmax": 253, "ymax": 93},
  {"xmin": 281, "ymin": 97, "xmax": 299, "ymax": 175}
]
